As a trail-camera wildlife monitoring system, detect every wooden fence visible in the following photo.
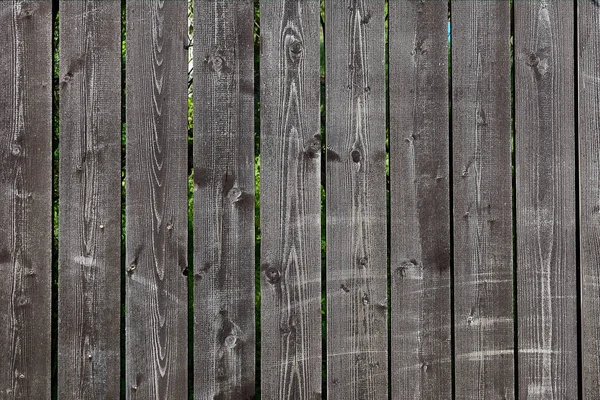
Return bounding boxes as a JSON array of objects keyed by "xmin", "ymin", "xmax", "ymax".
[{"xmin": 0, "ymin": 1, "xmax": 598, "ymax": 399}]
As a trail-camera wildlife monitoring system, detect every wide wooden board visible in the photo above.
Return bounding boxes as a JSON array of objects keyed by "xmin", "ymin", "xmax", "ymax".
[
  {"xmin": 325, "ymin": 1, "xmax": 387, "ymax": 398},
  {"xmin": 0, "ymin": 2, "xmax": 53, "ymax": 398},
  {"xmin": 58, "ymin": 3, "xmax": 122, "ymax": 398},
  {"xmin": 389, "ymin": 1, "xmax": 452, "ymax": 398},
  {"xmin": 126, "ymin": 1, "xmax": 189, "ymax": 398},
  {"xmin": 578, "ymin": 2, "xmax": 600, "ymax": 398},
  {"xmin": 515, "ymin": 2, "xmax": 578, "ymax": 398},
  {"xmin": 193, "ymin": 0, "xmax": 256, "ymax": 398},
  {"xmin": 452, "ymin": 1, "xmax": 515, "ymax": 398},
  {"xmin": 260, "ymin": 0, "xmax": 322, "ymax": 398}
]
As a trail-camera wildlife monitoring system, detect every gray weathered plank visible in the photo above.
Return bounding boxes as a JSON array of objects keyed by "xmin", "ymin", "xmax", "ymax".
[
  {"xmin": 193, "ymin": 0, "xmax": 255, "ymax": 398},
  {"xmin": 125, "ymin": 1, "xmax": 188, "ymax": 398},
  {"xmin": 452, "ymin": 1, "xmax": 515, "ymax": 398},
  {"xmin": 515, "ymin": 2, "xmax": 578, "ymax": 398},
  {"xmin": 259, "ymin": 0, "xmax": 322, "ymax": 398},
  {"xmin": 388, "ymin": 1, "xmax": 452, "ymax": 398},
  {"xmin": 0, "ymin": 2, "xmax": 53, "ymax": 398},
  {"xmin": 57, "ymin": 3, "xmax": 122, "ymax": 398},
  {"xmin": 578, "ymin": 2, "xmax": 600, "ymax": 398},
  {"xmin": 325, "ymin": 1, "xmax": 387, "ymax": 398}
]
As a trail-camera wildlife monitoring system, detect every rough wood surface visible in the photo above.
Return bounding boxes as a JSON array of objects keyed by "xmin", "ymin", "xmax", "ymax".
[
  {"xmin": 0, "ymin": 2, "xmax": 53, "ymax": 399},
  {"xmin": 452, "ymin": 2, "xmax": 515, "ymax": 398},
  {"xmin": 126, "ymin": 2, "xmax": 188, "ymax": 398},
  {"xmin": 388, "ymin": 1, "xmax": 452, "ymax": 398},
  {"xmin": 325, "ymin": 1, "xmax": 387, "ymax": 398},
  {"xmin": 515, "ymin": 2, "xmax": 578, "ymax": 398},
  {"xmin": 57, "ymin": 3, "xmax": 122, "ymax": 398},
  {"xmin": 259, "ymin": 0, "xmax": 322, "ymax": 398},
  {"xmin": 578, "ymin": 3, "xmax": 600, "ymax": 398},
  {"xmin": 193, "ymin": 0, "xmax": 255, "ymax": 398}
]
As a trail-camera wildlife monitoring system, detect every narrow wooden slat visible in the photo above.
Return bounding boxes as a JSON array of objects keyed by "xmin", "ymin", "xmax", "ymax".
[
  {"xmin": 193, "ymin": 0, "xmax": 255, "ymax": 398},
  {"xmin": 325, "ymin": 1, "xmax": 387, "ymax": 398},
  {"xmin": 515, "ymin": 2, "xmax": 578, "ymax": 398},
  {"xmin": 259, "ymin": 0, "xmax": 322, "ymax": 398},
  {"xmin": 388, "ymin": 1, "xmax": 451, "ymax": 398},
  {"xmin": 57, "ymin": 3, "xmax": 122, "ymax": 398},
  {"xmin": 578, "ymin": 2, "xmax": 600, "ymax": 397},
  {"xmin": 452, "ymin": 1, "xmax": 515, "ymax": 398},
  {"xmin": 125, "ymin": 1, "xmax": 188, "ymax": 398},
  {"xmin": 0, "ymin": 3, "xmax": 53, "ymax": 398}
]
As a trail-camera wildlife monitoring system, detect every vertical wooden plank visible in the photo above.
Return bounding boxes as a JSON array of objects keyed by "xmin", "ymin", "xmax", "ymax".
[
  {"xmin": 259, "ymin": 0, "xmax": 322, "ymax": 398},
  {"xmin": 325, "ymin": 1, "xmax": 387, "ymax": 398},
  {"xmin": 57, "ymin": 3, "xmax": 122, "ymax": 398},
  {"xmin": 515, "ymin": 1, "xmax": 577, "ymax": 398},
  {"xmin": 126, "ymin": 1, "xmax": 188, "ymax": 398},
  {"xmin": 0, "ymin": 2, "xmax": 52, "ymax": 398},
  {"xmin": 388, "ymin": 1, "xmax": 452, "ymax": 398},
  {"xmin": 452, "ymin": 1, "xmax": 515, "ymax": 398},
  {"xmin": 193, "ymin": 0, "xmax": 255, "ymax": 398},
  {"xmin": 578, "ymin": 2, "xmax": 600, "ymax": 397}
]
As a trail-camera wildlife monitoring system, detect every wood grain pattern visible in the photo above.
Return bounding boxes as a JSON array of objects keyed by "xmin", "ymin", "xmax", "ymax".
[
  {"xmin": 388, "ymin": 1, "xmax": 452, "ymax": 398},
  {"xmin": 126, "ymin": 2, "xmax": 188, "ymax": 398},
  {"xmin": 0, "ymin": 2, "xmax": 53, "ymax": 399},
  {"xmin": 452, "ymin": 2, "xmax": 515, "ymax": 398},
  {"xmin": 57, "ymin": 3, "xmax": 122, "ymax": 398},
  {"xmin": 578, "ymin": 2, "xmax": 600, "ymax": 398},
  {"xmin": 193, "ymin": 0, "xmax": 255, "ymax": 398},
  {"xmin": 260, "ymin": 0, "xmax": 322, "ymax": 398},
  {"xmin": 325, "ymin": 1, "xmax": 387, "ymax": 398},
  {"xmin": 515, "ymin": 2, "xmax": 578, "ymax": 398}
]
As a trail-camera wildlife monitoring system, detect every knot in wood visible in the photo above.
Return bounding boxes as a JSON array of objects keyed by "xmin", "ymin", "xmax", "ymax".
[
  {"xmin": 289, "ymin": 41, "xmax": 303, "ymax": 59},
  {"xmin": 11, "ymin": 145, "xmax": 22, "ymax": 156},
  {"xmin": 194, "ymin": 270, "xmax": 205, "ymax": 281},
  {"xmin": 476, "ymin": 109, "xmax": 487, "ymax": 126},
  {"xmin": 265, "ymin": 267, "xmax": 281, "ymax": 284},
  {"xmin": 351, "ymin": 150, "xmax": 362, "ymax": 163},
  {"xmin": 285, "ymin": 34, "xmax": 303, "ymax": 64},
  {"xmin": 358, "ymin": 257, "xmax": 368, "ymax": 267},
  {"xmin": 62, "ymin": 72, "xmax": 73, "ymax": 83},
  {"xmin": 227, "ymin": 187, "xmax": 242, "ymax": 203},
  {"xmin": 362, "ymin": 293, "xmax": 370, "ymax": 306},
  {"xmin": 17, "ymin": 296, "xmax": 29, "ymax": 307},
  {"xmin": 211, "ymin": 56, "xmax": 224, "ymax": 73},
  {"xmin": 527, "ymin": 53, "xmax": 539, "ymax": 67},
  {"xmin": 305, "ymin": 137, "xmax": 321, "ymax": 158},
  {"xmin": 224, "ymin": 335, "xmax": 237, "ymax": 349},
  {"xmin": 18, "ymin": 8, "xmax": 33, "ymax": 19}
]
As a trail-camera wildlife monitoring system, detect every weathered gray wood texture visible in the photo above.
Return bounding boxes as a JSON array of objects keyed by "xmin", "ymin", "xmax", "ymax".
[
  {"xmin": 57, "ymin": 3, "xmax": 122, "ymax": 398},
  {"xmin": 126, "ymin": 2, "xmax": 189, "ymax": 398},
  {"xmin": 0, "ymin": 2, "xmax": 53, "ymax": 399},
  {"xmin": 452, "ymin": 2, "xmax": 515, "ymax": 398},
  {"xmin": 193, "ymin": 0, "xmax": 255, "ymax": 399},
  {"xmin": 389, "ymin": 1, "xmax": 452, "ymax": 398},
  {"xmin": 515, "ymin": 2, "xmax": 578, "ymax": 398},
  {"xmin": 578, "ymin": 2, "xmax": 600, "ymax": 398},
  {"xmin": 260, "ymin": 0, "xmax": 322, "ymax": 398},
  {"xmin": 325, "ymin": 1, "xmax": 387, "ymax": 398}
]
